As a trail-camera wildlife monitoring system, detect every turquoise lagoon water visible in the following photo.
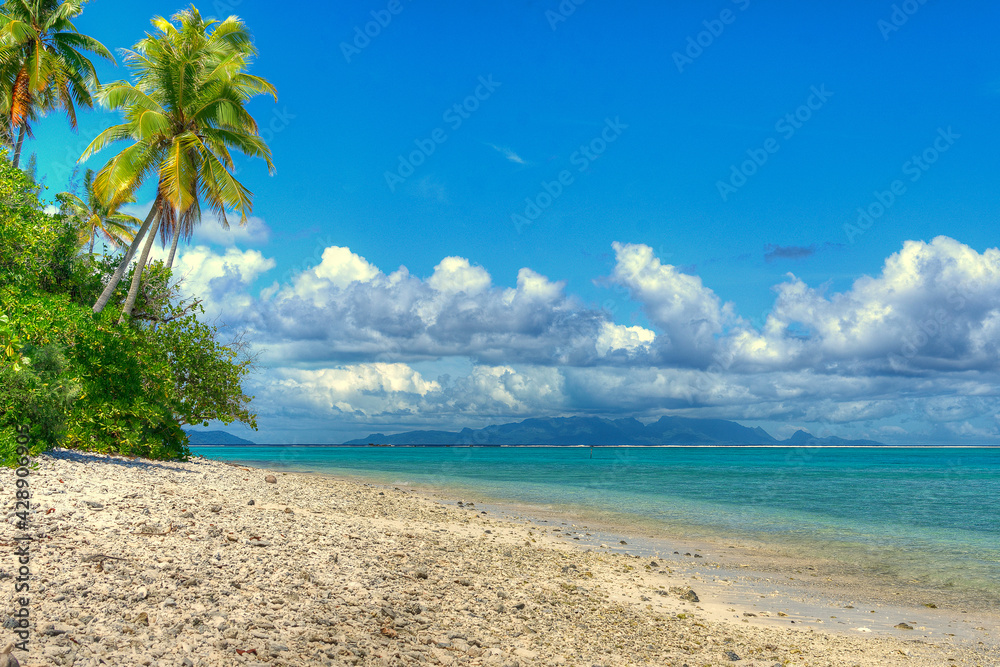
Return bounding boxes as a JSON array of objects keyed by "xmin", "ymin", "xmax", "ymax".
[{"xmin": 191, "ymin": 445, "xmax": 1000, "ymax": 607}]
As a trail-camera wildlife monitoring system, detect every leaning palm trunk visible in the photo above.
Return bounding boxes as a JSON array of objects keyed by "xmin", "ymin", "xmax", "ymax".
[
  {"xmin": 92, "ymin": 198, "xmax": 162, "ymax": 314},
  {"xmin": 166, "ymin": 220, "xmax": 181, "ymax": 269},
  {"xmin": 118, "ymin": 212, "xmax": 163, "ymax": 324},
  {"xmin": 12, "ymin": 124, "xmax": 26, "ymax": 169}
]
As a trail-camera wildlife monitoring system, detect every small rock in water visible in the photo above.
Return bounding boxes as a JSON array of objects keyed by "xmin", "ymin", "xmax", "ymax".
[
  {"xmin": 265, "ymin": 474, "xmax": 277, "ymax": 484},
  {"xmin": 619, "ymin": 540, "xmax": 627, "ymax": 545},
  {"xmin": 895, "ymin": 622, "xmax": 914, "ymax": 630},
  {"xmin": 669, "ymin": 587, "xmax": 700, "ymax": 603}
]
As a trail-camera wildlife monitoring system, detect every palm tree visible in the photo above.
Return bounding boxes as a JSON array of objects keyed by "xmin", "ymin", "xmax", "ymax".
[
  {"xmin": 80, "ymin": 5, "xmax": 275, "ymax": 323},
  {"xmin": 59, "ymin": 168, "xmax": 141, "ymax": 254},
  {"xmin": 0, "ymin": 0, "xmax": 114, "ymax": 168}
]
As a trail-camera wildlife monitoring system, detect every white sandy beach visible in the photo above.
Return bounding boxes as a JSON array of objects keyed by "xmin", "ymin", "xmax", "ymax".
[{"xmin": 1, "ymin": 448, "xmax": 996, "ymax": 666}]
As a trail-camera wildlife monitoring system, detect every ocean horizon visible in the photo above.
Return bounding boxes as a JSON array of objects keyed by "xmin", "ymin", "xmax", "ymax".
[{"xmin": 191, "ymin": 444, "xmax": 1000, "ymax": 611}]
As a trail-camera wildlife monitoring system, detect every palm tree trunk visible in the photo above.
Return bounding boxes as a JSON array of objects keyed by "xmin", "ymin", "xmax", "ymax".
[
  {"xmin": 118, "ymin": 213, "xmax": 163, "ymax": 325},
  {"xmin": 12, "ymin": 123, "xmax": 26, "ymax": 170},
  {"xmin": 166, "ymin": 219, "xmax": 181, "ymax": 269},
  {"xmin": 89, "ymin": 235, "xmax": 95, "ymax": 255},
  {"xmin": 92, "ymin": 198, "xmax": 162, "ymax": 314}
]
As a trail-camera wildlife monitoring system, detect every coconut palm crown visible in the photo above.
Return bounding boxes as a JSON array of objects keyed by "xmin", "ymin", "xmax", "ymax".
[
  {"xmin": 0, "ymin": 0, "xmax": 114, "ymax": 167},
  {"xmin": 59, "ymin": 168, "xmax": 141, "ymax": 254}
]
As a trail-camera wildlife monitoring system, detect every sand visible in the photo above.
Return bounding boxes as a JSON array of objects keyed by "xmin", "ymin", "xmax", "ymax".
[{"xmin": 1, "ymin": 448, "xmax": 995, "ymax": 666}]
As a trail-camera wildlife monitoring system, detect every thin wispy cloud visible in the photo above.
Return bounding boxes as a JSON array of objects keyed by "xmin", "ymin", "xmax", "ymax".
[{"xmin": 486, "ymin": 142, "xmax": 528, "ymax": 165}]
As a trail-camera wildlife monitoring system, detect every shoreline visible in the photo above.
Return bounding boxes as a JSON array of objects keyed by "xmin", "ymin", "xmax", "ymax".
[
  {"xmin": 203, "ymin": 449, "xmax": 1000, "ymax": 616},
  {"xmin": 292, "ymin": 467, "xmax": 1000, "ymax": 637},
  {"xmin": 3, "ymin": 448, "xmax": 995, "ymax": 666}
]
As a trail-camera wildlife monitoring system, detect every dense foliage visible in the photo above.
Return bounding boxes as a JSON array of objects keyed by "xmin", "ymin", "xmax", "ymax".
[{"xmin": 0, "ymin": 157, "xmax": 257, "ymax": 465}]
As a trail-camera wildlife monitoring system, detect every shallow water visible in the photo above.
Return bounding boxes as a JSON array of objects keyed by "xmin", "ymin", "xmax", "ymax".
[{"xmin": 191, "ymin": 445, "xmax": 1000, "ymax": 608}]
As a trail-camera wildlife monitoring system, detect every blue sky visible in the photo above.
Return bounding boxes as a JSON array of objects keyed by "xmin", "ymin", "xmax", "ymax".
[{"xmin": 23, "ymin": 0, "xmax": 1000, "ymax": 443}]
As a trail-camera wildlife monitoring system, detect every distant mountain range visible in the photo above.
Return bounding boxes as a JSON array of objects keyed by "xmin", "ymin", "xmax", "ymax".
[
  {"xmin": 343, "ymin": 416, "xmax": 881, "ymax": 446},
  {"xmin": 184, "ymin": 430, "xmax": 256, "ymax": 445}
]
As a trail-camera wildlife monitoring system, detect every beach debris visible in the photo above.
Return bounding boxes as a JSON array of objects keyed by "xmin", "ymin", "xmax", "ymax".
[
  {"xmin": 724, "ymin": 649, "xmax": 741, "ymax": 661},
  {"xmin": 855, "ymin": 627, "xmax": 872, "ymax": 632},
  {"xmin": 209, "ymin": 504, "xmax": 222, "ymax": 513},
  {"xmin": 924, "ymin": 602, "xmax": 938, "ymax": 608},
  {"xmin": 380, "ymin": 626, "xmax": 397, "ymax": 638},
  {"xmin": 0, "ymin": 643, "xmax": 19, "ymax": 667},
  {"xmin": 619, "ymin": 540, "xmax": 628, "ymax": 544},
  {"xmin": 247, "ymin": 500, "xmax": 255, "ymax": 505},
  {"xmin": 83, "ymin": 500, "xmax": 104, "ymax": 510},
  {"xmin": 265, "ymin": 475, "xmax": 277, "ymax": 483},
  {"xmin": 895, "ymin": 622, "xmax": 914, "ymax": 630}
]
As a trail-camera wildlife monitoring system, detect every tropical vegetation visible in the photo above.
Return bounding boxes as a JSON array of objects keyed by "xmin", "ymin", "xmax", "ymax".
[
  {"xmin": 0, "ymin": 4, "xmax": 274, "ymax": 465},
  {"xmin": 0, "ymin": 158, "xmax": 258, "ymax": 465}
]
